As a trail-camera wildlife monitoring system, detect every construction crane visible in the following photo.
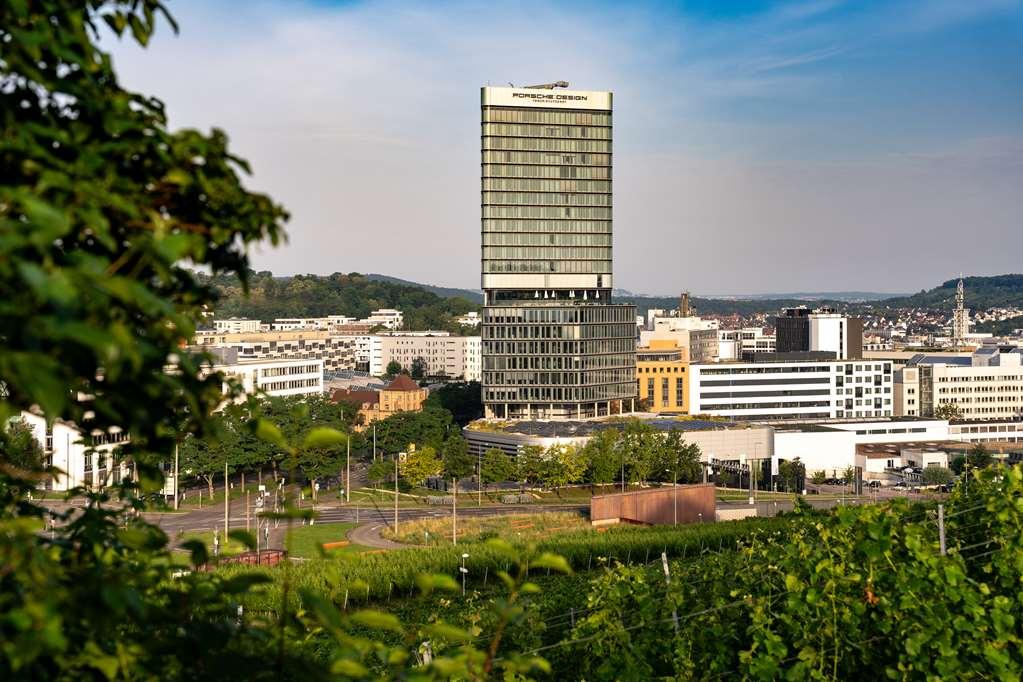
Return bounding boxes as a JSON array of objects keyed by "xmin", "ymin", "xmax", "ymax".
[{"xmin": 523, "ymin": 81, "xmax": 570, "ymax": 89}]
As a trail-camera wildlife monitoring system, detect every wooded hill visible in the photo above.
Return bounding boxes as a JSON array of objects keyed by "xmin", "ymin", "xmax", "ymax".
[
  {"xmin": 873, "ymin": 274, "xmax": 1023, "ymax": 311},
  {"xmin": 204, "ymin": 271, "xmax": 479, "ymax": 332}
]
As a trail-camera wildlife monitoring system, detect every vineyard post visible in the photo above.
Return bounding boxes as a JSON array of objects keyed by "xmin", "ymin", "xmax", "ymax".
[
  {"xmin": 661, "ymin": 552, "xmax": 679, "ymax": 633},
  {"xmin": 938, "ymin": 503, "xmax": 946, "ymax": 556}
]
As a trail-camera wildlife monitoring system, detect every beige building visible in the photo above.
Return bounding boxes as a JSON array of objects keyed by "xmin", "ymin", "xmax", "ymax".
[
  {"xmin": 194, "ymin": 329, "xmax": 357, "ymax": 372},
  {"xmin": 377, "ymin": 333, "xmax": 482, "ymax": 381},
  {"xmin": 332, "ymin": 374, "xmax": 428, "ymax": 428}
]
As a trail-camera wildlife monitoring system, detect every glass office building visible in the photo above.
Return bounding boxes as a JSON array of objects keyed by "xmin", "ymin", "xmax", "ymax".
[{"xmin": 481, "ymin": 85, "xmax": 637, "ymax": 419}]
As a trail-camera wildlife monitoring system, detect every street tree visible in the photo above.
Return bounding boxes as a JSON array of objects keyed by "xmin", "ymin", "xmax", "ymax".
[
  {"xmin": 385, "ymin": 360, "xmax": 402, "ymax": 377},
  {"xmin": 480, "ymin": 448, "xmax": 515, "ymax": 488},
  {"xmin": 583, "ymin": 429, "xmax": 620, "ymax": 487},
  {"xmin": 410, "ymin": 357, "xmax": 427, "ymax": 381},
  {"xmin": 398, "ymin": 445, "xmax": 443, "ymax": 488},
  {"xmin": 441, "ymin": 434, "xmax": 474, "ymax": 481},
  {"xmin": 1, "ymin": 418, "xmax": 45, "ymax": 472},
  {"xmin": 922, "ymin": 466, "xmax": 954, "ymax": 486}
]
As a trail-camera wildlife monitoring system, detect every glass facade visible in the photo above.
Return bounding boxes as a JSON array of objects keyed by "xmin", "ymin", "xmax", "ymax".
[{"xmin": 480, "ymin": 87, "xmax": 636, "ymax": 420}]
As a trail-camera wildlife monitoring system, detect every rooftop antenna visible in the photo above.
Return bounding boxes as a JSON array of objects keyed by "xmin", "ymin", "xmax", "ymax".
[{"xmin": 523, "ymin": 81, "xmax": 570, "ymax": 89}]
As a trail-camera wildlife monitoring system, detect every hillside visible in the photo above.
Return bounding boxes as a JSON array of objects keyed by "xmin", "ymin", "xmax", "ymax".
[
  {"xmin": 203, "ymin": 271, "xmax": 479, "ymax": 331},
  {"xmin": 365, "ymin": 273, "xmax": 483, "ymax": 304},
  {"xmin": 876, "ymin": 274, "xmax": 1023, "ymax": 311}
]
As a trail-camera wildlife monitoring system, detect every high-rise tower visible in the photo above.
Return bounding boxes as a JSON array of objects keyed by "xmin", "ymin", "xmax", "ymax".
[
  {"xmin": 952, "ymin": 275, "xmax": 969, "ymax": 350},
  {"xmin": 480, "ymin": 83, "xmax": 637, "ymax": 420}
]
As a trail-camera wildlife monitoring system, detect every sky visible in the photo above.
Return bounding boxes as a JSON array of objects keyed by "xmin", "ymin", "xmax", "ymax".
[{"xmin": 108, "ymin": 0, "xmax": 1023, "ymax": 296}]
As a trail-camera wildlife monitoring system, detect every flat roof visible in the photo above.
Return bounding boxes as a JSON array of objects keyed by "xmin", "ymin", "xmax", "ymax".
[{"xmin": 470, "ymin": 416, "xmax": 752, "ymax": 438}]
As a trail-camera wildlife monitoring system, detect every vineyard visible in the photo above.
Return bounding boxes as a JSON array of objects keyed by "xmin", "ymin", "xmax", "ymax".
[{"xmin": 222, "ymin": 465, "xmax": 1023, "ymax": 679}]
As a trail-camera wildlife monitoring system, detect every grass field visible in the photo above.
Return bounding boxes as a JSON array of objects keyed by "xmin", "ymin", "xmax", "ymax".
[
  {"xmin": 380, "ymin": 512, "xmax": 589, "ymax": 546},
  {"xmin": 284, "ymin": 522, "xmax": 372, "ymax": 558}
]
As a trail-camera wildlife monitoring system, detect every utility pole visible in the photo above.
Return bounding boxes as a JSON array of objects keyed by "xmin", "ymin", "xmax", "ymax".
[
  {"xmin": 477, "ymin": 449, "xmax": 482, "ymax": 506},
  {"xmin": 173, "ymin": 443, "xmax": 179, "ymax": 510},
  {"xmin": 224, "ymin": 460, "xmax": 229, "ymax": 537},
  {"xmin": 452, "ymin": 477, "xmax": 458, "ymax": 545},
  {"xmin": 393, "ymin": 454, "xmax": 399, "ymax": 533},
  {"xmin": 673, "ymin": 466, "xmax": 678, "ymax": 526},
  {"xmin": 346, "ymin": 437, "xmax": 351, "ymax": 503},
  {"xmin": 373, "ymin": 423, "xmax": 377, "ymax": 462}
]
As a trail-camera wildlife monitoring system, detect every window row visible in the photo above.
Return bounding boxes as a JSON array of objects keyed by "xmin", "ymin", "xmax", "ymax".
[
  {"xmin": 484, "ymin": 306, "xmax": 635, "ymax": 324},
  {"xmin": 482, "ymin": 151, "xmax": 611, "ymax": 167},
  {"xmin": 484, "ymin": 369, "xmax": 637, "ymax": 387},
  {"xmin": 483, "ymin": 218, "xmax": 611, "ymax": 234},
  {"xmin": 483, "ymin": 246, "xmax": 611, "ymax": 261},
  {"xmin": 483, "ymin": 339, "xmax": 636, "ymax": 355},
  {"xmin": 483, "ymin": 232, "xmax": 612, "ymax": 246},
  {"xmin": 486, "ymin": 355, "xmax": 629, "ymax": 370},
  {"xmin": 483, "ymin": 206, "xmax": 612, "ymax": 219},
  {"xmin": 483, "ymin": 259, "xmax": 612, "ymax": 274},
  {"xmin": 484, "ymin": 321, "xmax": 630, "ymax": 340},
  {"xmin": 484, "ymin": 164, "xmax": 611, "ymax": 180},
  {"xmin": 482, "ymin": 178, "xmax": 611, "ymax": 193},
  {"xmin": 483, "ymin": 136, "xmax": 611, "ymax": 153},
  {"xmin": 483, "ymin": 192, "xmax": 612, "ymax": 207},
  {"xmin": 483, "ymin": 107, "xmax": 611, "ymax": 126},
  {"xmin": 482, "ymin": 122, "xmax": 611, "ymax": 140}
]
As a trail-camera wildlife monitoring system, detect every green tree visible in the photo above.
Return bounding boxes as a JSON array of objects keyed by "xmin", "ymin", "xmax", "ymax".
[
  {"xmin": 410, "ymin": 357, "xmax": 427, "ymax": 381},
  {"xmin": 517, "ymin": 445, "xmax": 546, "ymax": 488},
  {"xmin": 373, "ymin": 408, "xmax": 453, "ymax": 455},
  {"xmin": 934, "ymin": 402, "xmax": 964, "ymax": 420},
  {"xmin": 620, "ymin": 420, "xmax": 658, "ymax": 484},
  {"xmin": 583, "ymin": 429, "xmax": 620, "ymax": 487},
  {"xmin": 1, "ymin": 418, "xmax": 44, "ymax": 471},
  {"xmin": 778, "ymin": 458, "xmax": 806, "ymax": 492},
  {"xmin": 441, "ymin": 434, "xmax": 473, "ymax": 481},
  {"xmin": 921, "ymin": 466, "xmax": 954, "ymax": 485},
  {"xmin": 480, "ymin": 448, "xmax": 515, "ymax": 487},
  {"xmin": 653, "ymin": 430, "xmax": 702, "ymax": 484},
  {"xmin": 810, "ymin": 470, "xmax": 827, "ymax": 485},
  {"xmin": 424, "ymin": 381, "xmax": 483, "ymax": 426},
  {"xmin": 398, "ymin": 445, "xmax": 442, "ymax": 487},
  {"xmin": 385, "ymin": 360, "xmax": 402, "ymax": 377},
  {"xmin": 366, "ymin": 459, "xmax": 392, "ymax": 488}
]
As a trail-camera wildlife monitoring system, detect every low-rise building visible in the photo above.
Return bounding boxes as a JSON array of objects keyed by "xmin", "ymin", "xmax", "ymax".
[
  {"xmin": 207, "ymin": 350, "xmax": 324, "ymax": 398},
  {"xmin": 332, "ymin": 373, "xmax": 428, "ymax": 428},
  {"xmin": 718, "ymin": 327, "xmax": 776, "ymax": 361}
]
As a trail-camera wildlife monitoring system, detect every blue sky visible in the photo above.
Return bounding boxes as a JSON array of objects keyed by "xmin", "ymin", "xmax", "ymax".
[{"xmin": 110, "ymin": 0, "xmax": 1023, "ymax": 295}]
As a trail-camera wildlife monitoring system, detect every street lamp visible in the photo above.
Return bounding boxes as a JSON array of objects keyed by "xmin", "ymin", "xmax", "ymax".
[{"xmin": 460, "ymin": 553, "xmax": 469, "ymax": 596}]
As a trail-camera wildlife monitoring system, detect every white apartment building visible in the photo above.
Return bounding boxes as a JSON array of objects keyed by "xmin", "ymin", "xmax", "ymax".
[
  {"xmin": 211, "ymin": 353, "xmax": 324, "ymax": 398},
  {"xmin": 272, "ymin": 315, "xmax": 357, "ymax": 331},
  {"xmin": 194, "ymin": 329, "xmax": 357, "ymax": 372},
  {"xmin": 213, "ymin": 317, "xmax": 261, "ymax": 334},
  {"xmin": 689, "ymin": 358, "xmax": 894, "ymax": 421},
  {"xmin": 17, "ymin": 411, "xmax": 131, "ymax": 492},
  {"xmin": 456, "ymin": 311, "xmax": 482, "ymax": 327},
  {"xmin": 373, "ymin": 333, "xmax": 482, "ymax": 380},
  {"xmin": 895, "ymin": 347, "xmax": 1023, "ymax": 419},
  {"xmin": 364, "ymin": 308, "xmax": 403, "ymax": 330}
]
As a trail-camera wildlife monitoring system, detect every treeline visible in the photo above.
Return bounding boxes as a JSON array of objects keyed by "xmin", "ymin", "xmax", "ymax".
[
  {"xmin": 875, "ymin": 274, "xmax": 1023, "ymax": 311},
  {"xmin": 179, "ymin": 396, "xmax": 706, "ymax": 496},
  {"xmin": 201, "ymin": 271, "xmax": 480, "ymax": 332}
]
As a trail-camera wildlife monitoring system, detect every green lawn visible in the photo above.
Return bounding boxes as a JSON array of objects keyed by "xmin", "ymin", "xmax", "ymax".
[
  {"xmin": 283, "ymin": 522, "xmax": 371, "ymax": 558},
  {"xmin": 175, "ymin": 530, "xmax": 248, "ymax": 557}
]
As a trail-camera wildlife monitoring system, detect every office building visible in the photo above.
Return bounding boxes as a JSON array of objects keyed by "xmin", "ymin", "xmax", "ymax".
[
  {"xmin": 718, "ymin": 327, "xmax": 777, "ymax": 361},
  {"xmin": 213, "ymin": 317, "xmax": 261, "ymax": 334},
  {"xmin": 480, "ymin": 83, "xmax": 636, "ymax": 419},
  {"xmin": 689, "ymin": 358, "xmax": 894, "ymax": 421},
  {"xmin": 775, "ymin": 307, "xmax": 862, "ymax": 359},
  {"xmin": 895, "ymin": 346, "xmax": 1023, "ymax": 419},
  {"xmin": 636, "ymin": 339, "xmax": 689, "ymax": 414},
  {"xmin": 205, "ymin": 349, "xmax": 324, "ymax": 399}
]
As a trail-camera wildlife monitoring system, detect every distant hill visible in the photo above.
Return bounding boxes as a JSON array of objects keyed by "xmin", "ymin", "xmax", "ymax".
[
  {"xmin": 875, "ymin": 275, "xmax": 1023, "ymax": 311},
  {"xmin": 204, "ymin": 271, "xmax": 479, "ymax": 331},
  {"xmin": 366, "ymin": 274, "xmax": 483, "ymax": 304}
]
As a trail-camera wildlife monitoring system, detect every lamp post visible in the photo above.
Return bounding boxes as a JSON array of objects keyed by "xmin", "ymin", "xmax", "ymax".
[
  {"xmin": 478, "ymin": 448, "xmax": 482, "ymax": 507},
  {"xmin": 394, "ymin": 453, "xmax": 399, "ymax": 533},
  {"xmin": 666, "ymin": 466, "xmax": 677, "ymax": 526}
]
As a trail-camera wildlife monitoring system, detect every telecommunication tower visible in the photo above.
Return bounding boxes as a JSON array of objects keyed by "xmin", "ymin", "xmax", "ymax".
[{"xmin": 952, "ymin": 275, "xmax": 969, "ymax": 351}]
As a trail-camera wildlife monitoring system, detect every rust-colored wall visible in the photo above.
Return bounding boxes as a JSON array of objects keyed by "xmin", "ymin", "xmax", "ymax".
[{"xmin": 591, "ymin": 484, "xmax": 716, "ymax": 525}]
